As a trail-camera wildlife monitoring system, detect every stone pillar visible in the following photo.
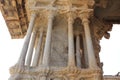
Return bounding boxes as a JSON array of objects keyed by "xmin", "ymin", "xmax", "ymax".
[
  {"xmin": 32, "ymin": 29, "xmax": 43, "ymax": 66},
  {"xmin": 42, "ymin": 11, "xmax": 54, "ymax": 66},
  {"xmin": 76, "ymin": 35, "xmax": 81, "ymax": 67},
  {"xmin": 26, "ymin": 30, "xmax": 37, "ymax": 66},
  {"xmin": 18, "ymin": 13, "xmax": 36, "ymax": 67},
  {"xmin": 67, "ymin": 12, "xmax": 75, "ymax": 67},
  {"xmin": 81, "ymin": 15, "xmax": 97, "ymax": 69},
  {"xmin": 39, "ymin": 37, "xmax": 45, "ymax": 65},
  {"xmin": 83, "ymin": 35, "xmax": 88, "ymax": 68}
]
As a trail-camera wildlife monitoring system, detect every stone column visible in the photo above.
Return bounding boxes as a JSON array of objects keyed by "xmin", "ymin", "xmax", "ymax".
[
  {"xmin": 42, "ymin": 11, "xmax": 54, "ymax": 66},
  {"xmin": 81, "ymin": 15, "xmax": 97, "ymax": 69},
  {"xmin": 83, "ymin": 35, "xmax": 88, "ymax": 68},
  {"xmin": 18, "ymin": 13, "xmax": 36, "ymax": 67},
  {"xmin": 76, "ymin": 35, "xmax": 81, "ymax": 67},
  {"xmin": 32, "ymin": 29, "xmax": 43, "ymax": 66},
  {"xmin": 67, "ymin": 12, "xmax": 75, "ymax": 67},
  {"xmin": 39, "ymin": 37, "xmax": 45, "ymax": 65},
  {"xmin": 26, "ymin": 30, "xmax": 37, "ymax": 66},
  {"xmin": 40, "ymin": 76, "xmax": 47, "ymax": 80}
]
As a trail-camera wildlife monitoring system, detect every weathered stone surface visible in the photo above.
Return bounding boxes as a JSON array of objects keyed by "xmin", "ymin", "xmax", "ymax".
[
  {"xmin": 94, "ymin": 0, "xmax": 120, "ymax": 24},
  {"xmin": 104, "ymin": 75, "xmax": 120, "ymax": 80},
  {"xmin": 0, "ymin": 0, "xmax": 120, "ymax": 80},
  {"xmin": 50, "ymin": 15, "xmax": 68, "ymax": 67},
  {"xmin": 0, "ymin": 0, "xmax": 28, "ymax": 38}
]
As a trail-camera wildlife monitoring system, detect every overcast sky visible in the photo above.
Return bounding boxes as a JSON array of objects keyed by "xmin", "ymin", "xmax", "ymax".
[
  {"xmin": 0, "ymin": 13, "xmax": 120, "ymax": 80},
  {"xmin": 100, "ymin": 24, "xmax": 120, "ymax": 75}
]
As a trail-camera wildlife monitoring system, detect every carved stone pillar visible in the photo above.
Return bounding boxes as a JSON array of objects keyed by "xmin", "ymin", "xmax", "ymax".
[
  {"xmin": 18, "ymin": 13, "xmax": 36, "ymax": 67},
  {"xmin": 32, "ymin": 29, "xmax": 43, "ymax": 66},
  {"xmin": 42, "ymin": 11, "xmax": 54, "ymax": 66},
  {"xmin": 67, "ymin": 12, "xmax": 75, "ymax": 67},
  {"xmin": 76, "ymin": 35, "xmax": 81, "ymax": 67},
  {"xmin": 80, "ymin": 15, "xmax": 97, "ymax": 69},
  {"xmin": 26, "ymin": 30, "xmax": 37, "ymax": 66}
]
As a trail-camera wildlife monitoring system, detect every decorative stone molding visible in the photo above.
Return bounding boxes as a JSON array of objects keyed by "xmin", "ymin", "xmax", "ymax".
[
  {"xmin": 89, "ymin": 16, "xmax": 113, "ymax": 67},
  {"xmin": 9, "ymin": 65, "xmax": 102, "ymax": 80},
  {"xmin": 0, "ymin": 0, "xmax": 28, "ymax": 38},
  {"xmin": 104, "ymin": 75, "xmax": 120, "ymax": 80}
]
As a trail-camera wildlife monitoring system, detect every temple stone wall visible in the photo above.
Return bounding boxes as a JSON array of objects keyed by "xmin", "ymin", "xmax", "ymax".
[{"xmin": 50, "ymin": 15, "xmax": 68, "ymax": 67}]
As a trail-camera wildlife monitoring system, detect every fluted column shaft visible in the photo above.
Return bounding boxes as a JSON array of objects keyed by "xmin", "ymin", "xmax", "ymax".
[
  {"xmin": 76, "ymin": 35, "xmax": 81, "ymax": 67},
  {"xmin": 18, "ymin": 13, "xmax": 36, "ymax": 67},
  {"xmin": 26, "ymin": 30, "xmax": 37, "ymax": 66},
  {"xmin": 32, "ymin": 30, "xmax": 43, "ymax": 66},
  {"xmin": 68, "ymin": 12, "xmax": 75, "ymax": 67},
  {"xmin": 81, "ymin": 17, "xmax": 97, "ymax": 68},
  {"xmin": 42, "ymin": 11, "xmax": 54, "ymax": 66}
]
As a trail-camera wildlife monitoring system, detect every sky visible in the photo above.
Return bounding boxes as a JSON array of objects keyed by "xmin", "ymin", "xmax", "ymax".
[
  {"xmin": 0, "ymin": 12, "xmax": 120, "ymax": 80},
  {"xmin": 100, "ymin": 25, "xmax": 120, "ymax": 75}
]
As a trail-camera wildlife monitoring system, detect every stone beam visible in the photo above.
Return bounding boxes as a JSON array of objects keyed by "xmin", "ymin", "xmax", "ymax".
[{"xmin": 94, "ymin": 0, "xmax": 120, "ymax": 24}]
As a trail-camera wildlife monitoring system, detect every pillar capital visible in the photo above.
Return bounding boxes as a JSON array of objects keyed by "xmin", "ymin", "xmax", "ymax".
[
  {"xmin": 67, "ymin": 12, "xmax": 77, "ymax": 23},
  {"xmin": 81, "ymin": 17, "xmax": 90, "ymax": 24},
  {"xmin": 78, "ymin": 9, "xmax": 93, "ymax": 23},
  {"xmin": 47, "ymin": 10, "xmax": 56, "ymax": 20},
  {"xmin": 79, "ymin": 13, "xmax": 89, "ymax": 20},
  {"xmin": 67, "ymin": 12, "xmax": 73, "ymax": 22},
  {"xmin": 31, "ymin": 12, "xmax": 37, "ymax": 18}
]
